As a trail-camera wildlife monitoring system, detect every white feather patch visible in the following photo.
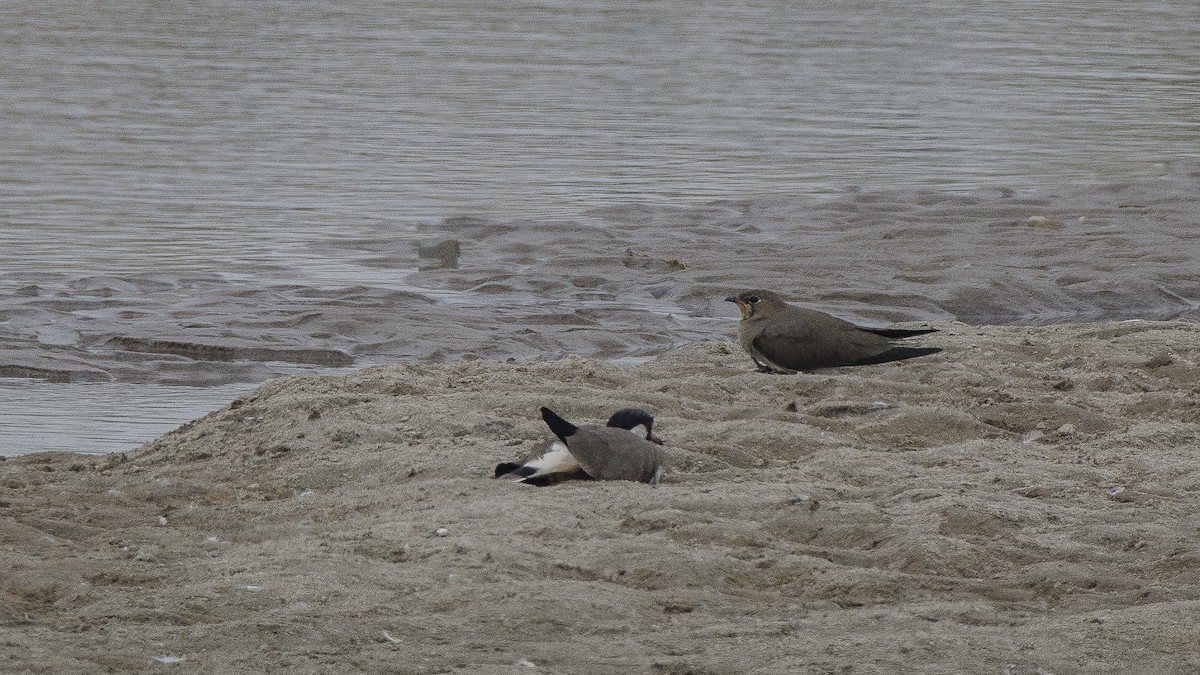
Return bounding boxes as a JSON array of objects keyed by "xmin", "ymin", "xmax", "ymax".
[{"xmin": 520, "ymin": 442, "xmax": 579, "ymax": 478}]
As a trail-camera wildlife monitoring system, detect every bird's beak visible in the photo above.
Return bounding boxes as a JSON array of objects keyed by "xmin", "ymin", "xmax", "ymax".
[
  {"xmin": 648, "ymin": 432, "xmax": 664, "ymax": 445},
  {"xmin": 727, "ymin": 295, "xmax": 752, "ymax": 319}
]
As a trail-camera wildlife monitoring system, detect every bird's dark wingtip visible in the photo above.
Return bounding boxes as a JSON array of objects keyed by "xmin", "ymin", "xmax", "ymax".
[{"xmin": 540, "ymin": 407, "xmax": 579, "ymax": 442}]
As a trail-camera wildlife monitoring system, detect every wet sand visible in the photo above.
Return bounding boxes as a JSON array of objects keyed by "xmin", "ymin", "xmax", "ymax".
[
  {"xmin": 3, "ymin": 164, "xmax": 1198, "ymax": 387},
  {"xmin": 4, "ymin": 320, "xmax": 1200, "ymax": 673}
]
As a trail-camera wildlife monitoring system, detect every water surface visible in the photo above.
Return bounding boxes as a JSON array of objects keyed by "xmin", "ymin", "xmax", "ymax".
[{"xmin": 1, "ymin": 1, "xmax": 1197, "ymax": 454}]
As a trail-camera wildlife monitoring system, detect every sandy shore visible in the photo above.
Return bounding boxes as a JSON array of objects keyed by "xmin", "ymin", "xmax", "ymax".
[{"xmin": 3, "ymin": 320, "xmax": 1200, "ymax": 673}]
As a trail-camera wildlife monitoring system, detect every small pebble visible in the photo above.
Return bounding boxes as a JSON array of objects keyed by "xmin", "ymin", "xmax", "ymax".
[{"xmin": 435, "ymin": 527, "xmax": 449, "ymax": 537}]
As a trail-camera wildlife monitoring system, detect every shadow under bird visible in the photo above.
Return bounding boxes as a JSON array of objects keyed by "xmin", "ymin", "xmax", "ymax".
[
  {"xmin": 726, "ymin": 289, "xmax": 941, "ymax": 373},
  {"xmin": 494, "ymin": 408, "xmax": 665, "ymax": 486}
]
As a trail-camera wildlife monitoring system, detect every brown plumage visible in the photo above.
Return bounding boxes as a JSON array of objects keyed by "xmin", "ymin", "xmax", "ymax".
[
  {"xmin": 725, "ymin": 289, "xmax": 941, "ymax": 373},
  {"xmin": 494, "ymin": 408, "xmax": 664, "ymax": 486},
  {"xmin": 537, "ymin": 407, "xmax": 664, "ymax": 484}
]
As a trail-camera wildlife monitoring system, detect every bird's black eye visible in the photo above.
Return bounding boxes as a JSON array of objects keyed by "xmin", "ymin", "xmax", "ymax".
[{"xmin": 747, "ymin": 296, "xmax": 760, "ymax": 304}]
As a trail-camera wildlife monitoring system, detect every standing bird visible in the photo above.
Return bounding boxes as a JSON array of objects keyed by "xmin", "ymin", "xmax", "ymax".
[
  {"xmin": 725, "ymin": 289, "xmax": 941, "ymax": 373},
  {"xmin": 494, "ymin": 408, "xmax": 664, "ymax": 486}
]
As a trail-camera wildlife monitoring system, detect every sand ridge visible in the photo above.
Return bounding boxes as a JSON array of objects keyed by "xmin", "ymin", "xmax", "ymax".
[{"xmin": 3, "ymin": 320, "xmax": 1200, "ymax": 673}]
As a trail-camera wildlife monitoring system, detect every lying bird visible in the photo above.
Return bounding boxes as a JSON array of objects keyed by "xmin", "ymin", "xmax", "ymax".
[
  {"xmin": 494, "ymin": 407, "xmax": 665, "ymax": 486},
  {"xmin": 725, "ymin": 289, "xmax": 941, "ymax": 373}
]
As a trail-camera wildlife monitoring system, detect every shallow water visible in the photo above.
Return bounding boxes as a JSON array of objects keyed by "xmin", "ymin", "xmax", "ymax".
[
  {"xmin": 1, "ymin": 1, "xmax": 1198, "ymax": 455},
  {"xmin": 0, "ymin": 380, "xmax": 257, "ymax": 457}
]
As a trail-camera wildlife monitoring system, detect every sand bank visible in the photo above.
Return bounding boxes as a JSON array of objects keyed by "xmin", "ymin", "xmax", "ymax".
[{"xmin": 3, "ymin": 320, "xmax": 1200, "ymax": 673}]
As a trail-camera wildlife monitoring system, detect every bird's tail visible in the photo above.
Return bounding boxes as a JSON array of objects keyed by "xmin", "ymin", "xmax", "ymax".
[
  {"xmin": 851, "ymin": 346, "xmax": 942, "ymax": 366},
  {"xmin": 519, "ymin": 469, "xmax": 595, "ymax": 487},
  {"xmin": 494, "ymin": 462, "xmax": 525, "ymax": 478},
  {"xmin": 540, "ymin": 407, "xmax": 579, "ymax": 443},
  {"xmin": 862, "ymin": 327, "xmax": 939, "ymax": 339},
  {"xmin": 494, "ymin": 462, "xmax": 595, "ymax": 486}
]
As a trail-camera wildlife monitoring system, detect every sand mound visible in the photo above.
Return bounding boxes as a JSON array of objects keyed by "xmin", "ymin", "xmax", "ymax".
[{"xmin": 3, "ymin": 320, "xmax": 1200, "ymax": 673}]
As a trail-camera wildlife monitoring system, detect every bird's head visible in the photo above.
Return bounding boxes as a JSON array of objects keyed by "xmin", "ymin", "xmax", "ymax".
[
  {"xmin": 724, "ymin": 289, "xmax": 781, "ymax": 319},
  {"xmin": 606, "ymin": 408, "xmax": 664, "ymax": 445}
]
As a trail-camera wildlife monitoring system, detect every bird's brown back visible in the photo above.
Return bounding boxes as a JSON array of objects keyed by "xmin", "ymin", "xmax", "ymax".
[
  {"xmin": 566, "ymin": 425, "xmax": 664, "ymax": 483},
  {"xmin": 744, "ymin": 302, "xmax": 893, "ymax": 371}
]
